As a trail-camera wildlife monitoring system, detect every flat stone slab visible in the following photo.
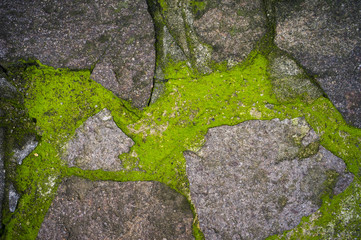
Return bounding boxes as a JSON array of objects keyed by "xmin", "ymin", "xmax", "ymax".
[
  {"xmin": 0, "ymin": 0, "xmax": 155, "ymax": 108},
  {"xmin": 274, "ymin": 0, "xmax": 361, "ymax": 127},
  {"xmin": 185, "ymin": 118, "xmax": 353, "ymax": 240},
  {"xmin": 62, "ymin": 108, "xmax": 134, "ymax": 171},
  {"xmin": 37, "ymin": 178, "xmax": 194, "ymax": 240}
]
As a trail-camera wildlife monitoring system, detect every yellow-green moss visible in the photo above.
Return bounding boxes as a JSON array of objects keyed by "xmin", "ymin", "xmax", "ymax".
[{"xmin": 2, "ymin": 50, "xmax": 361, "ymax": 239}]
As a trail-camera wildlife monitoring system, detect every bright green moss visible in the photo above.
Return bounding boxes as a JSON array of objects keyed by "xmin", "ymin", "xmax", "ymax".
[
  {"xmin": 1, "ymin": 62, "xmax": 141, "ymax": 239},
  {"xmin": 2, "ymin": 50, "xmax": 361, "ymax": 239}
]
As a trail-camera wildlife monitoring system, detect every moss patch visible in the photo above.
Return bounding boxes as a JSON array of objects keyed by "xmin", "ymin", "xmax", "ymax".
[{"xmin": 2, "ymin": 50, "xmax": 361, "ymax": 239}]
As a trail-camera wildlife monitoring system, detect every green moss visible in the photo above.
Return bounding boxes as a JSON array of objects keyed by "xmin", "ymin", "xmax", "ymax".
[
  {"xmin": 2, "ymin": 49, "xmax": 361, "ymax": 239},
  {"xmin": 1, "ymin": 61, "xmax": 140, "ymax": 239},
  {"xmin": 298, "ymin": 141, "xmax": 320, "ymax": 159}
]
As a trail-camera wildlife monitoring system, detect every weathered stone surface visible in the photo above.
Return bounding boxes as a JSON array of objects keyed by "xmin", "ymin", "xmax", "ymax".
[
  {"xmin": 268, "ymin": 52, "xmax": 323, "ymax": 103},
  {"xmin": 63, "ymin": 108, "xmax": 134, "ymax": 171},
  {"xmin": 11, "ymin": 135, "xmax": 38, "ymax": 165},
  {"xmin": 194, "ymin": 0, "xmax": 266, "ymax": 66},
  {"xmin": 154, "ymin": 0, "xmax": 212, "ymax": 74},
  {"xmin": 0, "ymin": 128, "xmax": 4, "ymax": 225},
  {"xmin": 0, "ymin": 0, "xmax": 155, "ymax": 108},
  {"xmin": 8, "ymin": 183, "xmax": 19, "ymax": 213},
  {"xmin": 274, "ymin": 0, "xmax": 361, "ymax": 127},
  {"xmin": 37, "ymin": 178, "xmax": 194, "ymax": 240},
  {"xmin": 185, "ymin": 118, "xmax": 353, "ymax": 240},
  {"xmin": 0, "ymin": 77, "xmax": 18, "ymax": 100}
]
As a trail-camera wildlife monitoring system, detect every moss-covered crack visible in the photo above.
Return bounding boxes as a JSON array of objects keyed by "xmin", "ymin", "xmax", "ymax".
[
  {"xmin": 1, "ymin": 0, "xmax": 361, "ymax": 237},
  {"xmin": 1, "ymin": 49, "xmax": 360, "ymax": 239}
]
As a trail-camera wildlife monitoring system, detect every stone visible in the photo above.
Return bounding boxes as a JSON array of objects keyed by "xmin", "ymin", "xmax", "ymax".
[
  {"xmin": 0, "ymin": 128, "xmax": 5, "ymax": 225},
  {"xmin": 274, "ymin": 0, "xmax": 361, "ymax": 127},
  {"xmin": 37, "ymin": 177, "xmax": 194, "ymax": 240},
  {"xmin": 11, "ymin": 135, "xmax": 38, "ymax": 165},
  {"xmin": 268, "ymin": 52, "xmax": 323, "ymax": 103},
  {"xmin": 62, "ymin": 108, "xmax": 134, "ymax": 171},
  {"xmin": 184, "ymin": 118, "xmax": 353, "ymax": 240},
  {"xmin": 193, "ymin": 0, "xmax": 266, "ymax": 66},
  {"xmin": 147, "ymin": 0, "xmax": 212, "ymax": 75},
  {"xmin": 0, "ymin": 0, "xmax": 155, "ymax": 108},
  {"xmin": 0, "ymin": 77, "xmax": 18, "ymax": 99},
  {"xmin": 8, "ymin": 183, "xmax": 19, "ymax": 213}
]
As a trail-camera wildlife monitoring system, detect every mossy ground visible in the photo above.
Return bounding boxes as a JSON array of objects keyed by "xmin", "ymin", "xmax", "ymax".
[{"xmin": 2, "ymin": 51, "xmax": 361, "ymax": 239}]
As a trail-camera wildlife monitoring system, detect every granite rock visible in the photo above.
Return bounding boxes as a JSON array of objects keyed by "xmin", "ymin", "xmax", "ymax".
[
  {"xmin": 62, "ymin": 108, "xmax": 134, "ymax": 171},
  {"xmin": 185, "ymin": 118, "xmax": 353, "ymax": 240},
  {"xmin": 37, "ymin": 178, "xmax": 194, "ymax": 240},
  {"xmin": 0, "ymin": 0, "xmax": 155, "ymax": 108},
  {"xmin": 153, "ymin": 0, "xmax": 212, "ymax": 74},
  {"xmin": 274, "ymin": 0, "xmax": 361, "ymax": 127},
  {"xmin": 194, "ymin": 0, "xmax": 267, "ymax": 67},
  {"xmin": 268, "ymin": 52, "xmax": 323, "ymax": 103}
]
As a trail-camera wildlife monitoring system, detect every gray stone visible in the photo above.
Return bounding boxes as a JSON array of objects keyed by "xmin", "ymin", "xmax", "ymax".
[
  {"xmin": 149, "ymin": 0, "xmax": 212, "ymax": 74},
  {"xmin": 274, "ymin": 0, "xmax": 361, "ymax": 127},
  {"xmin": 11, "ymin": 135, "xmax": 38, "ymax": 165},
  {"xmin": 8, "ymin": 183, "xmax": 19, "ymax": 213},
  {"xmin": 268, "ymin": 53, "xmax": 323, "ymax": 103},
  {"xmin": 62, "ymin": 108, "xmax": 134, "ymax": 171},
  {"xmin": 193, "ymin": 0, "xmax": 266, "ymax": 66},
  {"xmin": 0, "ymin": 77, "xmax": 18, "ymax": 99},
  {"xmin": 184, "ymin": 118, "xmax": 352, "ymax": 240},
  {"xmin": 37, "ymin": 178, "xmax": 194, "ymax": 240},
  {"xmin": 0, "ymin": 0, "xmax": 155, "ymax": 108}
]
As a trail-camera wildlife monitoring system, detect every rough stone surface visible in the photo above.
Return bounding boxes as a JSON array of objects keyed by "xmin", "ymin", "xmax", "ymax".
[
  {"xmin": 0, "ymin": 0, "xmax": 155, "ymax": 108},
  {"xmin": 37, "ymin": 178, "xmax": 194, "ymax": 240},
  {"xmin": 268, "ymin": 53, "xmax": 323, "ymax": 103},
  {"xmin": 11, "ymin": 135, "xmax": 38, "ymax": 165},
  {"xmin": 151, "ymin": 0, "xmax": 212, "ymax": 74},
  {"xmin": 0, "ymin": 77, "xmax": 18, "ymax": 99},
  {"xmin": 62, "ymin": 108, "xmax": 134, "ymax": 171},
  {"xmin": 0, "ymin": 128, "xmax": 4, "ymax": 225},
  {"xmin": 185, "ymin": 118, "xmax": 353, "ymax": 240},
  {"xmin": 194, "ymin": 0, "xmax": 266, "ymax": 66},
  {"xmin": 8, "ymin": 183, "xmax": 19, "ymax": 213},
  {"xmin": 274, "ymin": 0, "xmax": 361, "ymax": 127}
]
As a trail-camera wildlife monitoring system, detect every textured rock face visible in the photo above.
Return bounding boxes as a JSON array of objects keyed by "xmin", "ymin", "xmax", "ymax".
[
  {"xmin": 0, "ymin": 128, "xmax": 4, "ymax": 225},
  {"xmin": 153, "ymin": 0, "xmax": 212, "ymax": 74},
  {"xmin": 37, "ymin": 178, "xmax": 194, "ymax": 240},
  {"xmin": 0, "ymin": 78, "xmax": 18, "ymax": 100},
  {"xmin": 11, "ymin": 135, "xmax": 38, "ymax": 165},
  {"xmin": 268, "ymin": 53, "xmax": 323, "ymax": 103},
  {"xmin": 194, "ymin": 0, "xmax": 266, "ymax": 66},
  {"xmin": 63, "ymin": 108, "xmax": 134, "ymax": 171},
  {"xmin": 185, "ymin": 118, "xmax": 353, "ymax": 240},
  {"xmin": 0, "ymin": 0, "xmax": 155, "ymax": 108},
  {"xmin": 274, "ymin": 0, "xmax": 361, "ymax": 127}
]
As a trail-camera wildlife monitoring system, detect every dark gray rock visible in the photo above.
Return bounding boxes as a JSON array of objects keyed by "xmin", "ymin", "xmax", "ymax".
[
  {"xmin": 268, "ymin": 52, "xmax": 323, "ymax": 103},
  {"xmin": 0, "ymin": 77, "xmax": 18, "ymax": 99},
  {"xmin": 193, "ymin": 0, "xmax": 266, "ymax": 67},
  {"xmin": 37, "ymin": 178, "xmax": 194, "ymax": 240},
  {"xmin": 0, "ymin": 128, "xmax": 5, "ymax": 225},
  {"xmin": 274, "ymin": 0, "xmax": 361, "ymax": 127},
  {"xmin": 185, "ymin": 118, "xmax": 352, "ymax": 240},
  {"xmin": 0, "ymin": 0, "xmax": 155, "ymax": 108},
  {"xmin": 153, "ymin": 0, "xmax": 212, "ymax": 74},
  {"xmin": 148, "ymin": 5, "xmax": 188, "ymax": 103},
  {"xmin": 62, "ymin": 108, "xmax": 135, "ymax": 171}
]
